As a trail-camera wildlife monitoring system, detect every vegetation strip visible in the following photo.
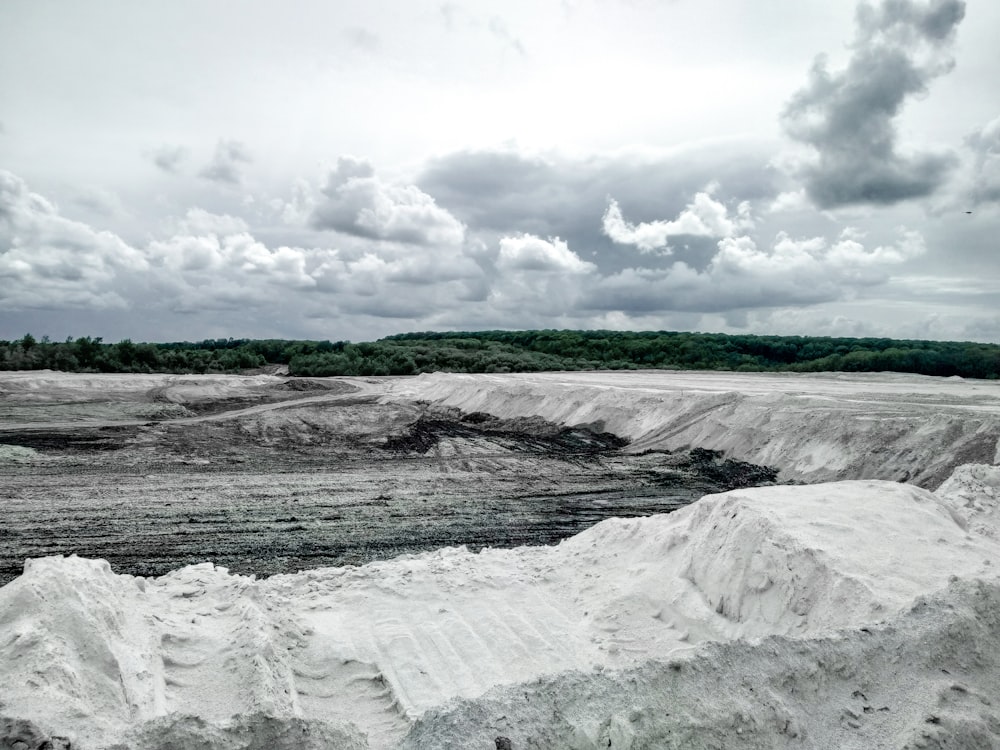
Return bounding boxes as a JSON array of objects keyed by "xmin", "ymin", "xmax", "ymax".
[{"xmin": 3, "ymin": 329, "xmax": 1000, "ymax": 378}]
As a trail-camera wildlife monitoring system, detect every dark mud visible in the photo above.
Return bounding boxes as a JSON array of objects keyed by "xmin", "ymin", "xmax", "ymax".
[
  {"xmin": 382, "ymin": 410, "xmax": 629, "ymax": 455},
  {"xmin": 0, "ymin": 401, "xmax": 774, "ymax": 586}
]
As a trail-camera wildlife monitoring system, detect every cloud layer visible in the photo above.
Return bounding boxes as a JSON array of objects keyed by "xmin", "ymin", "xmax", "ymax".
[
  {"xmin": 1, "ymin": 166, "xmax": 953, "ymax": 342},
  {"xmin": 1, "ymin": 1, "xmax": 997, "ymax": 344}
]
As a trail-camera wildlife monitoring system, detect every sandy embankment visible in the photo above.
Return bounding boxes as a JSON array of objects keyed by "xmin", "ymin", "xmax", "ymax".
[
  {"xmin": 1, "ymin": 370, "xmax": 1000, "ymax": 748},
  {"xmin": 389, "ymin": 370, "xmax": 1000, "ymax": 487}
]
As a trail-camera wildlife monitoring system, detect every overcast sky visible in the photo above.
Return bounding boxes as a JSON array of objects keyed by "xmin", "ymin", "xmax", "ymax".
[{"xmin": 1, "ymin": 0, "xmax": 998, "ymax": 344}]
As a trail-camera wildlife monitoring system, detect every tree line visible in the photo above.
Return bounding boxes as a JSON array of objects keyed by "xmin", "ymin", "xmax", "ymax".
[{"xmin": 1, "ymin": 330, "xmax": 999, "ymax": 379}]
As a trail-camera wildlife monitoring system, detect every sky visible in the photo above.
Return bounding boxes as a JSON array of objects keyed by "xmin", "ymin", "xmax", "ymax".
[{"xmin": 1, "ymin": 0, "xmax": 998, "ymax": 345}]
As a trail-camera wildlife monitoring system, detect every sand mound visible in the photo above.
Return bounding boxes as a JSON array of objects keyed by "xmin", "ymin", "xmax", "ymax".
[
  {"xmin": 402, "ymin": 578, "xmax": 1000, "ymax": 750},
  {"xmin": 936, "ymin": 463, "xmax": 1000, "ymax": 541},
  {"xmin": 2, "ymin": 476, "xmax": 998, "ymax": 748}
]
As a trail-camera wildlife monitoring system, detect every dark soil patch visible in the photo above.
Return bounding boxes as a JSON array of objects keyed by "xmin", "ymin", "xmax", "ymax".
[
  {"xmin": 0, "ymin": 427, "xmax": 135, "ymax": 452},
  {"xmin": 382, "ymin": 410, "xmax": 628, "ymax": 456},
  {"xmin": 683, "ymin": 447, "xmax": 779, "ymax": 490}
]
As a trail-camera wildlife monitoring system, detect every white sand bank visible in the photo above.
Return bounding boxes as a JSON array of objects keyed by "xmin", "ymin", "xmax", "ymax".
[
  {"xmin": 389, "ymin": 370, "xmax": 1000, "ymax": 487},
  {"xmin": 3, "ymin": 370, "xmax": 1000, "ymax": 748},
  {"xmin": 2, "ymin": 475, "xmax": 998, "ymax": 748}
]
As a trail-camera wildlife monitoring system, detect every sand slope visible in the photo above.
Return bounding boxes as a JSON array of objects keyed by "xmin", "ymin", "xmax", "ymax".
[
  {"xmin": 390, "ymin": 371, "xmax": 1000, "ymax": 487},
  {"xmin": 2, "ymin": 477, "xmax": 998, "ymax": 748}
]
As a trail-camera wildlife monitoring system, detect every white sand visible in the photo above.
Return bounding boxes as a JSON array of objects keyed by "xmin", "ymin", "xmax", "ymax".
[
  {"xmin": 1, "ymin": 479, "xmax": 998, "ymax": 748},
  {"xmin": 2, "ymin": 370, "xmax": 1000, "ymax": 748},
  {"xmin": 389, "ymin": 370, "xmax": 1000, "ymax": 486}
]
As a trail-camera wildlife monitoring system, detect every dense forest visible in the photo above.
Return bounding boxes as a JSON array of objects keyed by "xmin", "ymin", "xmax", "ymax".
[{"xmin": 2, "ymin": 330, "xmax": 999, "ymax": 379}]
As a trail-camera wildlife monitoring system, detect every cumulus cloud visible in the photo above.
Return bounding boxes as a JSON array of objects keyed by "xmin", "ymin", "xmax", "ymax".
[
  {"xmin": 149, "ymin": 229, "xmax": 318, "ymax": 302},
  {"xmin": 487, "ymin": 234, "xmax": 596, "ymax": 318},
  {"xmin": 419, "ymin": 145, "xmax": 777, "ymax": 276},
  {"xmin": 311, "ymin": 156, "xmax": 466, "ymax": 246},
  {"xmin": 496, "ymin": 234, "xmax": 595, "ymax": 273},
  {"xmin": 198, "ymin": 139, "xmax": 253, "ymax": 185},
  {"xmin": 0, "ymin": 170, "xmax": 146, "ymax": 310},
  {"xmin": 767, "ymin": 189, "xmax": 812, "ymax": 214},
  {"xmin": 965, "ymin": 115, "xmax": 1000, "ymax": 206},
  {"xmin": 0, "ymin": 171, "xmax": 484, "ymax": 324},
  {"xmin": 602, "ymin": 190, "xmax": 752, "ymax": 253},
  {"xmin": 782, "ymin": 0, "xmax": 965, "ymax": 208},
  {"xmin": 586, "ymin": 226, "xmax": 926, "ymax": 314},
  {"xmin": 0, "ymin": 166, "xmax": 949, "ymax": 341}
]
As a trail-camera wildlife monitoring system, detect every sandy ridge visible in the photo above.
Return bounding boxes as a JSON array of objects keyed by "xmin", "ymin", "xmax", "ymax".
[{"xmin": 388, "ymin": 370, "xmax": 1000, "ymax": 486}]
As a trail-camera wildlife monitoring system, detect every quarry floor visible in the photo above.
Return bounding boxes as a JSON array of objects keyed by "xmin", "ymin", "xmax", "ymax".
[{"xmin": 0, "ymin": 372, "xmax": 758, "ymax": 585}]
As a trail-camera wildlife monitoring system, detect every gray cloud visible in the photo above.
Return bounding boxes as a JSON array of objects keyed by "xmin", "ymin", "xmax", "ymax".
[
  {"xmin": 782, "ymin": 0, "xmax": 965, "ymax": 208},
  {"xmin": 198, "ymin": 139, "xmax": 252, "ymax": 185},
  {"xmin": 419, "ymin": 144, "xmax": 777, "ymax": 274},
  {"xmin": 149, "ymin": 144, "xmax": 188, "ymax": 174},
  {"xmin": 311, "ymin": 156, "xmax": 466, "ymax": 246}
]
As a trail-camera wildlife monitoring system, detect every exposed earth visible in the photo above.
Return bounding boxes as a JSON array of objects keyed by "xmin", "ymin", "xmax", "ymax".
[
  {"xmin": 2, "ymin": 369, "xmax": 1000, "ymax": 749},
  {"xmin": 0, "ymin": 371, "xmax": 771, "ymax": 585}
]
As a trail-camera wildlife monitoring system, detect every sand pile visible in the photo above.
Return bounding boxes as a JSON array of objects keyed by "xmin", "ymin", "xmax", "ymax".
[
  {"xmin": 936, "ymin": 463, "xmax": 1000, "ymax": 541},
  {"xmin": 2, "ymin": 475, "xmax": 998, "ymax": 748}
]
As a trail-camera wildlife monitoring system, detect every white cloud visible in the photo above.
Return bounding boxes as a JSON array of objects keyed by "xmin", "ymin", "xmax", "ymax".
[
  {"xmin": 311, "ymin": 156, "xmax": 466, "ymax": 246},
  {"xmin": 146, "ymin": 222, "xmax": 321, "ymax": 314},
  {"xmin": 496, "ymin": 234, "xmax": 595, "ymax": 273},
  {"xmin": 0, "ymin": 170, "xmax": 147, "ymax": 310},
  {"xmin": 768, "ymin": 189, "xmax": 812, "ymax": 214},
  {"xmin": 479, "ymin": 234, "xmax": 597, "ymax": 319},
  {"xmin": 602, "ymin": 190, "xmax": 749, "ymax": 253},
  {"xmin": 0, "ymin": 171, "xmax": 496, "ymax": 326},
  {"xmin": 587, "ymin": 225, "xmax": 927, "ymax": 314}
]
